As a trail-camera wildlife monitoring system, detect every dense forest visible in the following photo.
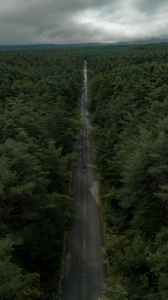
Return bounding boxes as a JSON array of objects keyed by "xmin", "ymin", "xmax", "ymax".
[
  {"xmin": 1, "ymin": 42, "xmax": 168, "ymax": 300},
  {"xmin": 86, "ymin": 43, "xmax": 168, "ymax": 300},
  {"xmin": 0, "ymin": 49, "xmax": 83, "ymax": 299}
]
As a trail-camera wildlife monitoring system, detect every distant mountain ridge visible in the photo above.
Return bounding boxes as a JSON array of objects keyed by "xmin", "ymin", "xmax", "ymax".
[
  {"xmin": 0, "ymin": 43, "xmax": 103, "ymax": 50},
  {"xmin": 0, "ymin": 38, "xmax": 168, "ymax": 50}
]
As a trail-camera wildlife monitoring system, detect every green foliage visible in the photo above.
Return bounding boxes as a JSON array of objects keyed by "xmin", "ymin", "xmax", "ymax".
[
  {"xmin": 0, "ymin": 49, "xmax": 83, "ymax": 299},
  {"xmin": 0, "ymin": 237, "xmax": 23, "ymax": 300},
  {"xmin": 87, "ymin": 45, "xmax": 168, "ymax": 299},
  {"xmin": 19, "ymin": 273, "xmax": 42, "ymax": 300}
]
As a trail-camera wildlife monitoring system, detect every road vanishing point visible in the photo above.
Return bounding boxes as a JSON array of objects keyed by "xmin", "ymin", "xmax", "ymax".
[{"xmin": 61, "ymin": 61, "xmax": 106, "ymax": 300}]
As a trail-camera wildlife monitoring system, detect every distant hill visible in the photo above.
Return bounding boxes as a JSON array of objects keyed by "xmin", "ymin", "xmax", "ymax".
[
  {"xmin": 0, "ymin": 43, "xmax": 104, "ymax": 51},
  {"xmin": 0, "ymin": 38, "xmax": 168, "ymax": 51},
  {"xmin": 116, "ymin": 37, "xmax": 168, "ymax": 45}
]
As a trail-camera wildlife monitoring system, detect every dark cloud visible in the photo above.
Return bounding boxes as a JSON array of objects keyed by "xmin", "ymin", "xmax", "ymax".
[
  {"xmin": 0, "ymin": 0, "xmax": 168, "ymax": 44},
  {"xmin": 134, "ymin": 0, "xmax": 168, "ymax": 14}
]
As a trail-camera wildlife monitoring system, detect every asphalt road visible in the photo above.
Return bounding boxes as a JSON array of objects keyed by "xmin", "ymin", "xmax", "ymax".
[{"xmin": 61, "ymin": 61, "xmax": 106, "ymax": 300}]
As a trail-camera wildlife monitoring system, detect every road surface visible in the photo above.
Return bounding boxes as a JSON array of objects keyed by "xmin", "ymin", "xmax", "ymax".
[{"xmin": 61, "ymin": 61, "xmax": 106, "ymax": 300}]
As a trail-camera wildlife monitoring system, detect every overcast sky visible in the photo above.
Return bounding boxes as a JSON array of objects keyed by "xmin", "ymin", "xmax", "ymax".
[{"xmin": 0, "ymin": 0, "xmax": 168, "ymax": 45}]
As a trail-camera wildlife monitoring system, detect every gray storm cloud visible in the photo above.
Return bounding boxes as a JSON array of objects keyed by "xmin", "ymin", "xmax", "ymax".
[{"xmin": 0, "ymin": 0, "xmax": 168, "ymax": 44}]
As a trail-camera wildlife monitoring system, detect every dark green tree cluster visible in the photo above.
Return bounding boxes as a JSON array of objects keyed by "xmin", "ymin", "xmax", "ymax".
[
  {"xmin": 0, "ymin": 49, "xmax": 83, "ymax": 299},
  {"xmin": 86, "ymin": 45, "xmax": 168, "ymax": 300}
]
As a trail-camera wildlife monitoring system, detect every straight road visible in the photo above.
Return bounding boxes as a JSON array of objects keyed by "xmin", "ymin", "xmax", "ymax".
[{"xmin": 61, "ymin": 61, "xmax": 106, "ymax": 300}]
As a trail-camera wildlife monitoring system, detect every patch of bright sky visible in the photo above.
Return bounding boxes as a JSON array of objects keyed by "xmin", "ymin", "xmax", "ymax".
[{"xmin": 73, "ymin": 4, "xmax": 168, "ymax": 42}]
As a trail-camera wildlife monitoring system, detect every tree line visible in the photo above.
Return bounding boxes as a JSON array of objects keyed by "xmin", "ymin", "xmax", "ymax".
[
  {"xmin": 86, "ymin": 44, "xmax": 168, "ymax": 300},
  {"xmin": 0, "ymin": 49, "xmax": 83, "ymax": 299}
]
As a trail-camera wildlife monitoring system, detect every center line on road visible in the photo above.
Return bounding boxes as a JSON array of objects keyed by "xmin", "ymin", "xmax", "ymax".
[{"xmin": 84, "ymin": 239, "xmax": 85, "ymax": 249}]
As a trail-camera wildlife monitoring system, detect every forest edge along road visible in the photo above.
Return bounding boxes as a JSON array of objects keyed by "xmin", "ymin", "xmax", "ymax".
[{"xmin": 61, "ymin": 61, "xmax": 106, "ymax": 300}]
